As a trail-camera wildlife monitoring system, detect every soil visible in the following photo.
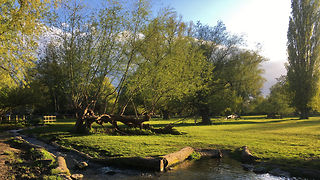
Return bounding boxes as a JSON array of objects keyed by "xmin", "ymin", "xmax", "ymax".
[
  {"xmin": 0, "ymin": 133, "xmax": 55, "ymax": 179},
  {"xmin": 0, "ymin": 133, "xmax": 20, "ymax": 179}
]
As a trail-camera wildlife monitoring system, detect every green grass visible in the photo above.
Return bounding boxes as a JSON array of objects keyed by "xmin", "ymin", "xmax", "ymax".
[
  {"xmin": 21, "ymin": 116, "xmax": 320, "ymax": 171},
  {"xmin": 0, "ymin": 123, "xmax": 26, "ymax": 132}
]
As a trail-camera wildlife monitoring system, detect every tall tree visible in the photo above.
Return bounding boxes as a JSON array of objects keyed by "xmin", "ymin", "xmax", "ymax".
[
  {"xmin": 123, "ymin": 8, "xmax": 205, "ymax": 118},
  {"xmin": 286, "ymin": 0, "xmax": 320, "ymax": 119},
  {"xmin": 192, "ymin": 21, "xmax": 267, "ymax": 124},
  {"xmin": 0, "ymin": 0, "xmax": 50, "ymax": 87},
  {"xmin": 41, "ymin": 0, "xmax": 154, "ymax": 133}
]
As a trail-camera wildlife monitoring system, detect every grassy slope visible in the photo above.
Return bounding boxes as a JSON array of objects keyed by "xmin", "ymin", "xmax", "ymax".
[{"xmin": 21, "ymin": 115, "xmax": 320, "ymax": 170}]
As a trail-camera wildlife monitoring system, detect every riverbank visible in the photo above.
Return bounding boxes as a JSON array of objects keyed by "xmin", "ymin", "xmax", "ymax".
[{"xmin": 6, "ymin": 115, "xmax": 320, "ymax": 179}]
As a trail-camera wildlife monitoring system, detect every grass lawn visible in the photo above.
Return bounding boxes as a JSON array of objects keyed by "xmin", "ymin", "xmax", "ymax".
[{"xmin": 20, "ymin": 115, "xmax": 320, "ymax": 171}]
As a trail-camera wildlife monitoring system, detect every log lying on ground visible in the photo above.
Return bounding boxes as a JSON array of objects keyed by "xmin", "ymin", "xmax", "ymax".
[
  {"xmin": 55, "ymin": 156, "xmax": 71, "ymax": 176},
  {"xmin": 196, "ymin": 148, "xmax": 222, "ymax": 158},
  {"xmin": 242, "ymin": 146, "xmax": 259, "ymax": 162},
  {"xmin": 110, "ymin": 114, "xmax": 151, "ymax": 129},
  {"xmin": 162, "ymin": 147, "xmax": 194, "ymax": 168},
  {"xmin": 83, "ymin": 109, "xmax": 151, "ymax": 130}
]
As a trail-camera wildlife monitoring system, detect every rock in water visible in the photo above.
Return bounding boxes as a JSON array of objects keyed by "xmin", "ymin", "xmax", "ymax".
[
  {"xmin": 269, "ymin": 168, "xmax": 290, "ymax": 178},
  {"xmin": 76, "ymin": 162, "xmax": 88, "ymax": 169},
  {"xmin": 253, "ymin": 166, "xmax": 268, "ymax": 174},
  {"xmin": 241, "ymin": 164, "xmax": 254, "ymax": 171},
  {"xmin": 71, "ymin": 174, "xmax": 84, "ymax": 180}
]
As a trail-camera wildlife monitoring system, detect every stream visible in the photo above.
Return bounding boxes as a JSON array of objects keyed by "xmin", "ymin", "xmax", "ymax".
[{"xmin": 99, "ymin": 157, "xmax": 301, "ymax": 180}]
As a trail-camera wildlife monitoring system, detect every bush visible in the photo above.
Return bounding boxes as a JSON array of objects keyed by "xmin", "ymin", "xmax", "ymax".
[{"xmin": 30, "ymin": 117, "xmax": 44, "ymax": 125}]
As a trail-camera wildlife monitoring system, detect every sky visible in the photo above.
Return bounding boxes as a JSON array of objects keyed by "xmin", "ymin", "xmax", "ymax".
[{"xmin": 151, "ymin": 0, "xmax": 292, "ymax": 97}]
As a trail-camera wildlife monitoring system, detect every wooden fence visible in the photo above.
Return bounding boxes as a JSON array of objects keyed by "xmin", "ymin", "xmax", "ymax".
[
  {"xmin": 0, "ymin": 115, "xmax": 26, "ymax": 123},
  {"xmin": 0, "ymin": 115, "xmax": 57, "ymax": 124},
  {"xmin": 43, "ymin": 116, "xmax": 56, "ymax": 123}
]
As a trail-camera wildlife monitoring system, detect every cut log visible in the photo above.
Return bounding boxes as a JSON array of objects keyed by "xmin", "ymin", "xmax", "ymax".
[
  {"xmin": 162, "ymin": 147, "xmax": 194, "ymax": 168},
  {"xmin": 197, "ymin": 149, "xmax": 222, "ymax": 158},
  {"xmin": 55, "ymin": 156, "xmax": 71, "ymax": 176}
]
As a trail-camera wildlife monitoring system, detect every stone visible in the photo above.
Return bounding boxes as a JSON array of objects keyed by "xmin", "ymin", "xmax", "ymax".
[
  {"xmin": 58, "ymin": 173, "xmax": 72, "ymax": 180},
  {"xmin": 269, "ymin": 168, "xmax": 290, "ymax": 178},
  {"xmin": 242, "ymin": 146, "xmax": 258, "ymax": 163},
  {"xmin": 253, "ymin": 166, "xmax": 268, "ymax": 174},
  {"xmin": 76, "ymin": 161, "xmax": 88, "ymax": 169},
  {"xmin": 71, "ymin": 174, "xmax": 84, "ymax": 180},
  {"xmin": 241, "ymin": 164, "xmax": 254, "ymax": 171}
]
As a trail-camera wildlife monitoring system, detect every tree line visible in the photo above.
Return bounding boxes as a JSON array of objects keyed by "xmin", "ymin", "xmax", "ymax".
[{"xmin": 1, "ymin": 0, "xmax": 319, "ymax": 132}]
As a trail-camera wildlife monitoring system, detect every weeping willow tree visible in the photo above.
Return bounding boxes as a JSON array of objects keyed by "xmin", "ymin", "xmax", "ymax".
[{"xmin": 286, "ymin": 0, "xmax": 320, "ymax": 119}]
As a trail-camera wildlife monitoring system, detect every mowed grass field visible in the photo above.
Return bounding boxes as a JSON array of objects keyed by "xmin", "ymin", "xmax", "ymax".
[{"xmin": 21, "ymin": 115, "xmax": 320, "ymax": 170}]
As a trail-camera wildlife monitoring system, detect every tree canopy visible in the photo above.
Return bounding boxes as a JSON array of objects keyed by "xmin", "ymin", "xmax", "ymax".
[
  {"xmin": 0, "ymin": 0, "xmax": 275, "ymax": 131},
  {"xmin": 0, "ymin": 0, "xmax": 50, "ymax": 87}
]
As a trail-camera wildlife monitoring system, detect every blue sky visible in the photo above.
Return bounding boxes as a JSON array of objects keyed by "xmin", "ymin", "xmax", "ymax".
[{"xmin": 90, "ymin": 0, "xmax": 291, "ymax": 96}]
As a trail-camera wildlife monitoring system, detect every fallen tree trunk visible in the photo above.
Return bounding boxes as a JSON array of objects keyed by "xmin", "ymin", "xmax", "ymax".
[
  {"xmin": 162, "ymin": 147, "xmax": 194, "ymax": 168},
  {"xmin": 82, "ymin": 109, "xmax": 151, "ymax": 131},
  {"xmin": 55, "ymin": 156, "xmax": 71, "ymax": 176},
  {"xmin": 110, "ymin": 114, "xmax": 150, "ymax": 129},
  {"xmin": 196, "ymin": 148, "xmax": 222, "ymax": 158}
]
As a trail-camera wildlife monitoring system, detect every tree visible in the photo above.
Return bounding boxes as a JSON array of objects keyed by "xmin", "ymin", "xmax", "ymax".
[
  {"xmin": 0, "ymin": 0, "xmax": 50, "ymax": 87},
  {"xmin": 286, "ymin": 0, "xmax": 320, "ymax": 119},
  {"xmin": 40, "ymin": 0, "xmax": 155, "ymax": 133},
  {"xmin": 123, "ymin": 8, "xmax": 205, "ymax": 119},
  {"xmin": 191, "ymin": 21, "xmax": 267, "ymax": 124},
  {"xmin": 265, "ymin": 76, "xmax": 294, "ymax": 118}
]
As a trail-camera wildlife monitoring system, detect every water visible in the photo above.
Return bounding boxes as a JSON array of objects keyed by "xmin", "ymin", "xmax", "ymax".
[
  {"xmin": 102, "ymin": 157, "xmax": 300, "ymax": 180},
  {"xmin": 156, "ymin": 157, "xmax": 291, "ymax": 180}
]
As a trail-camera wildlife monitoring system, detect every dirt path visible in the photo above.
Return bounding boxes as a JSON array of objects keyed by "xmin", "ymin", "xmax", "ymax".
[{"xmin": 0, "ymin": 133, "xmax": 21, "ymax": 179}]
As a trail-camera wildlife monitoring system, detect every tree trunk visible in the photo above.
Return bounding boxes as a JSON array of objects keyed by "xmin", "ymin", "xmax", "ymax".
[
  {"xmin": 72, "ymin": 108, "xmax": 87, "ymax": 133},
  {"xmin": 200, "ymin": 108, "xmax": 212, "ymax": 124},
  {"xmin": 162, "ymin": 110, "xmax": 170, "ymax": 120},
  {"xmin": 300, "ymin": 107, "xmax": 309, "ymax": 119},
  {"xmin": 162, "ymin": 147, "xmax": 194, "ymax": 168}
]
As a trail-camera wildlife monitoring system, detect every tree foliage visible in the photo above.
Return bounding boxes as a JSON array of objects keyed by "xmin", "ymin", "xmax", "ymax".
[
  {"xmin": 122, "ymin": 8, "xmax": 205, "ymax": 118},
  {"xmin": 0, "ymin": 0, "xmax": 50, "ymax": 87},
  {"xmin": 286, "ymin": 0, "xmax": 320, "ymax": 119},
  {"xmin": 260, "ymin": 76, "xmax": 294, "ymax": 118},
  {"xmin": 191, "ymin": 21, "xmax": 267, "ymax": 123}
]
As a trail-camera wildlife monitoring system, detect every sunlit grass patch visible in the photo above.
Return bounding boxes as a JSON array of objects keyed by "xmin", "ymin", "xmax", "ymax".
[{"xmin": 21, "ymin": 115, "xmax": 320, "ymax": 171}]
